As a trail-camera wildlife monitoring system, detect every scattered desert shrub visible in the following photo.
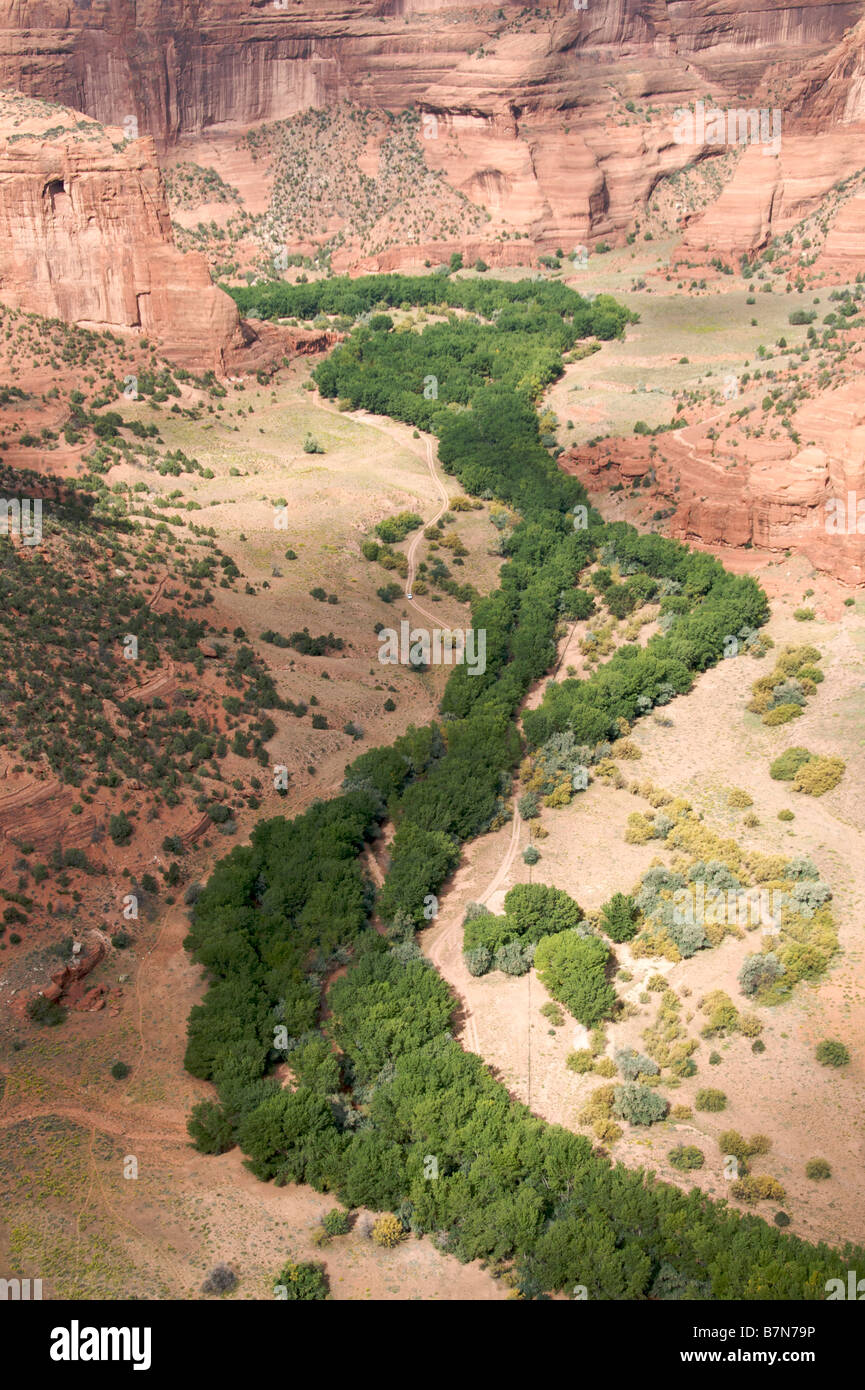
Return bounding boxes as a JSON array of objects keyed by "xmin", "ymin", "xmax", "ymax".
[
  {"xmin": 613, "ymin": 1082, "xmax": 669, "ymax": 1126},
  {"xmin": 728, "ymin": 788, "xmax": 753, "ymax": 809},
  {"xmin": 668, "ymin": 1145, "xmax": 704, "ymax": 1171},
  {"xmin": 615, "ymin": 1047, "xmax": 660, "ymax": 1081},
  {"xmin": 594, "ymin": 1057, "xmax": 618, "ymax": 1078},
  {"xmin": 805, "ymin": 1159, "xmax": 831, "ymax": 1180},
  {"xmin": 592, "ymin": 1117, "xmax": 623, "ymax": 1144},
  {"xmin": 762, "ymin": 704, "xmax": 801, "ymax": 726},
  {"xmin": 578, "ymin": 1082, "xmax": 615, "ymax": 1128},
  {"xmin": 770, "ymin": 747, "xmax": 812, "ymax": 781},
  {"xmin": 815, "ymin": 1039, "xmax": 849, "ymax": 1067},
  {"xmin": 625, "ymin": 812, "xmax": 655, "ymax": 844},
  {"xmin": 718, "ymin": 1131, "xmax": 771, "ymax": 1171},
  {"xmin": 540, "ymin": 1001, "xmax": 565, "ymax": 1027},
  {"xmin": 566, "ymin": 1049, "xmax": 595, "ymax": 1074},
  {"xmin": 518, "ymin": 791, "xmax": 540, "ymax": 819},
  {"xmin": 375, "ymin": 510, "xmax": 423, "ymax": 544},
  {"xmin": 464, "ymin": 946, "xmax": 492, "ymax": 977},
  {"xmin": 695, "ymin": 1088, "xmax": 727, "ymax": 1112},
  {"xmin": 27, "ymin": 995, "xmax": 65, "ymax": 1027},
  {"xmin": 642, "ymin": 988, "xmax": 699, "ymax": 1076},
  {"xmin": 109, "ymin": 811, "xmax": 133, "ymax": 845},
  {"xmin": 202, "ymin": 1264, "xmax": 237, "ymax": 1296},
  {"xmin": 700, "ymin": 990, "xmax": 762, "ymax": 1039},
  {"xmin": 610, "ymin": 738, "xmax": 641, "ymax": 760},
  {"xmin": 738, "ymin": 951, "xmax": 784, "ymax": 999},
  {"xmin": 371, "ymin": 1213, "xmax": 406, "ymax": 1248},
  {"xmin": 730, "ymin": 1175, "xmax": 786, "ymax": 1204},
  {"xmin": 792, "ymin": 755, "xmax": 845, "ymax": 796}
]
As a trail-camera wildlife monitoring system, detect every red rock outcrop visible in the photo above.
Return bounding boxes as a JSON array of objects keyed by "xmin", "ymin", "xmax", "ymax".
[
  {"xmin": 0, "ymin": 93, "xmax": 245, "ymax": 369},
  {"xmin": 38, "ymin": 931, "xmax": 108, "ymax": 1010},
  {"xmin": 674, "ymin": 133, "xmax": 865, "ymax": 264},
  {"xmin": 564, "ymin": 372, "xmax": 865, "ymax": 586}
]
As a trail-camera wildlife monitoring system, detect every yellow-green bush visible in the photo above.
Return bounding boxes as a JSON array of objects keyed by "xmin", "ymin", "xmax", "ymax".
[
  {"xmin": 593, "ymin": 1117, "xmax": 623, "ymax": 1143},
  {"xmin": 594, "ymin": 1057, "xmax": 618, "ymax": 1078},
  {"xmin": 625, "ymin": 812, "xmax": 654, "ymax": 844},
  {"xmin": 728, "ymin": 788, "xmax": 754, "ymax": 809},
  {"xmin": 792, "ymin": 755, "xmax": 845, "ymax": 796},
  {"xmin": 542, "ymin": 779, "xmax": 573, "ymax": 808},
  {"xmin": 578, "ymin": 1082, "xmax": 616, "ymax": 1127},
  {"xmin": 763, "ymin": 703, "xmax": 802, "ymax": 726},
  {"xmin": 730, "ymin": 1175, "xmax": 786, "ymax": 1204},
  {"xmin": 610, "ymin": 738, "xmax": 642, "ymax": 760},
  {"xmin": 371, "ymin": 1213, "xmax": 406, "ymax": 1248}
]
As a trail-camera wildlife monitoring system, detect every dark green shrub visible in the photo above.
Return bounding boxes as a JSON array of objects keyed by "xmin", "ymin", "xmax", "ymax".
[
  {"xmin": 109, "ymin": 811, "xmax": 133, "ymax": 846},
  {"xmin": 815, "ymin": 1039, "xmax": 849, "ymax": 1067},
  {"xmin": 600, "ymin": 892, "xmax": 638, "ymax": 943},
  {"xmin": 322, "ymin": 1208, "xmax": 350, "ymax": 1237},
  {"xmin": 27, "ymin": 995, "xmax": 65, "ymax": 1027}
]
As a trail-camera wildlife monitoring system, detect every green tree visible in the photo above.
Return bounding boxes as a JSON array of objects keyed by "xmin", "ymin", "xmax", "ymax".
[
  {"xmin": 534, "ymin": 932, "xmax": 615, "ymax": 1027},
  {"xmin": 600, "ymin": 892, "xmax": 638, "ymax": 943}
]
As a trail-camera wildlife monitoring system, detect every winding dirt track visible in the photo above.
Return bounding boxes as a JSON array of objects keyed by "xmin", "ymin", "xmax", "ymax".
[
  {"xmin": 426, "ymin": 804, "xmax": 523, "ymax": 1056},
  {"xmin": 405, "ymin": 435, "xmax": 450, "ymax": 623}
]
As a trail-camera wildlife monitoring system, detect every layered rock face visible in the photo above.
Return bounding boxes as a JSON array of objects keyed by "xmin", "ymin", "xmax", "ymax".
[
  {"xmin": 0, "ymin": 0, "xmax": 858, "ymax": 257},
  {"xmin": 0, "ymin": 95, "xmax": 244, "ymax": 368},
  {"xmin": 0, "ymin": 0, "xmax": 855, "ymax": 144},
  {"xmin": 675, "ymin": 136, "xmax": 864, "ymax": 262},
  {"xmin": 566, "ymin": 377, "xmax": 865, "ymax": 586}
]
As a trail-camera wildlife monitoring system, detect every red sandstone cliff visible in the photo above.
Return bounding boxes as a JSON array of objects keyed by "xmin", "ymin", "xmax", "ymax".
[
  {"xmin": 0, "ymin": 93, "xmax": 245, "ymax": 369},
  {"xmin": 0, "ymin": 0, "xmax": 860, "ymax": 262},
  {"xmin": 0, "ymin": 1, "xmax": 856, "ymax": 145}
]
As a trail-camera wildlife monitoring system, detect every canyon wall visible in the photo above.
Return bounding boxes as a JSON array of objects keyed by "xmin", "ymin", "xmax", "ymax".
[
  {"xmin": 0, "ymin": 0, "xmax": 858, "ymax": 146},
  {"xmin": 0, "ymin": 95, "xmax": 244, "ymax": 368}
]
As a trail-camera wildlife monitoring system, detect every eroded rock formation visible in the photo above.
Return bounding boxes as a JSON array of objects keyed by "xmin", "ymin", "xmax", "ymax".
[
  {"xmin": 0, "ymin": 94, "xmax": 244, "ymax": 368},
  {"xmin": 564, "ymin": 372, "xmax": 865, "ymax": 586}
]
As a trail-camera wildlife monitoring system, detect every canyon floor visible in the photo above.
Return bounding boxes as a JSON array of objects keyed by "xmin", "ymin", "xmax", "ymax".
[{"xmin": 1, "ymin": 246, "xmax": 863, "ymax": 1297}]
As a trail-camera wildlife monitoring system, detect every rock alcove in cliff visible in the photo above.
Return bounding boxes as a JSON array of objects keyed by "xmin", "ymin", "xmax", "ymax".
[{"xmin": 44, "ymin": 178, "xmax": 71, "ymax": 220}]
